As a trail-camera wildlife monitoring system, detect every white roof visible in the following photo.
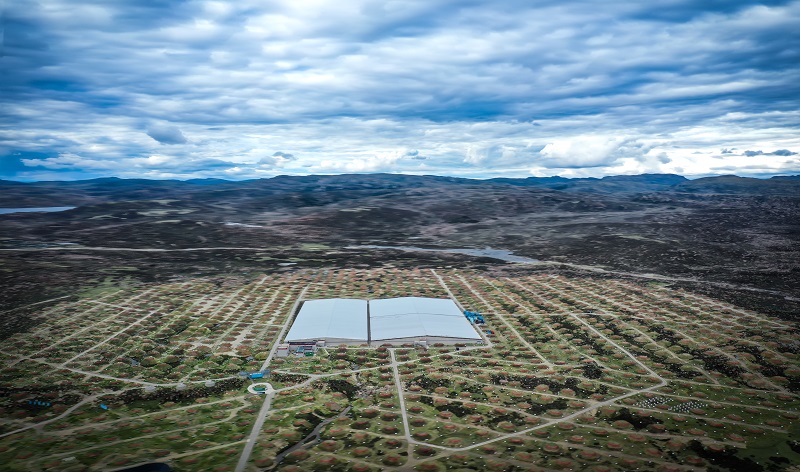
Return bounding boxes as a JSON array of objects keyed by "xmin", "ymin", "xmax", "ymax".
[
  {"xmin": 285, "ymin": 298, "xmax": 368, "ymax": 342},
  {"xmin": 369, "ymin": 297, "xmax": 481, "ymax": 341}
]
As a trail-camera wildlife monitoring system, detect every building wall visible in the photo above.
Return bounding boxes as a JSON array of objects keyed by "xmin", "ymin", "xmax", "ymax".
[
  {"xmin": 371, "ymin": 336, "xmax": 483, "ymax": 346},
  {"xmin": 287, "ymin": 337, "xmax": 367, "ymax": 346}
]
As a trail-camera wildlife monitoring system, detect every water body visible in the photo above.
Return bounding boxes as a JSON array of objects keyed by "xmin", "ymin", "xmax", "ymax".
[
  {"xmin": 349, "ymin": 245, "xmax": 538, "ymax": 263},
  {"xmin": 224, "ymin": 222, "xmax": 265, "ymax": 228},
  {"xmin": 0, "ymin": 206, "xmax": 76, "ymax": 215}
]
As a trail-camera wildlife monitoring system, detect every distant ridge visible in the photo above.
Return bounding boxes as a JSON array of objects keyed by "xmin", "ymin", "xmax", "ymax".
[
  {"xmin": 0, "ymin": 173, "xmax": 798, "ymax": 207},
  {"xmin": 487, "ymin": 173, "xmax": 688, "ymax": 193},
  {"xmin": 673, "ymin": 175, "xmax": 800, "ymax": 194}
]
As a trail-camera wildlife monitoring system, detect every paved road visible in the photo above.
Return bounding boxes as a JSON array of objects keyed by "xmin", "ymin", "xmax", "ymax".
[
  {"xmin": 234, "ymin": 284, "xmax": 309, "ymax": 472},
  {"xmin": 0, "ymin": 246, "xmax": 276, "ymax": 252},
  {"xmin": 431, "ymin": 269, "xmax": 493, "ymax": 347},
  {"xmin": 234, "ymin": 391, "xmax": 275, "ymax": 472},
  {"xmin": 0, "ymin": 295, "xmax": 73, "ymax": 314},
  {"xmin": 261, "ymin": 285, "xmax": 309, "ymax": 372},
  {"xmin": 389, "ymin": 349, "xmax": 413, "ymax": 444}
]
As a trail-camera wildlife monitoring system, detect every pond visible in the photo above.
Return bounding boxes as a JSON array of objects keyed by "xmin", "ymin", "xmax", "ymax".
[
  {"xmin": 0, "ymin": 206, "xmax": 76, "ymax": 215},
  {"xmin": 347, "ymin": 245, "xmax": 538, "ymax": 263}
]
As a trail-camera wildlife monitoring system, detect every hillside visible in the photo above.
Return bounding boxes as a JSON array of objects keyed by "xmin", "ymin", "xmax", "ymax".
[{"xmin": 0, "ymin": 173, "xmax": 798, "ymax": 319}]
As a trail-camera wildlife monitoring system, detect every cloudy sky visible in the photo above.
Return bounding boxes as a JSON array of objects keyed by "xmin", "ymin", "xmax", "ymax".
[{"xmin": 2, "ymin": 0, "xmax": 799, "ymax": 181}]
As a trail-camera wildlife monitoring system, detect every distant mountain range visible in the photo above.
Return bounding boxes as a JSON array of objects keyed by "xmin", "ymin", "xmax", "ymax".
[
  {"xmin": 1, "ymin": 172, "xmax": 798, "ymax": 319},
  {"xmin": 1, "ymin": 173, "xmax": 798, "ymax": 207}
]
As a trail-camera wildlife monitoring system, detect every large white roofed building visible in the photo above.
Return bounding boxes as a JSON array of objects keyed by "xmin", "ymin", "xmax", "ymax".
[
  {"xmin": 369, "ymin": 297, "xmax": 482, "ymax": 345},
  {"xmin": 283, "ymin": 297, "xmax": 482, "ymax": 346},
  {"xmin": 284, "ymin": 298, "xmax": 368, "ymax": 345}
]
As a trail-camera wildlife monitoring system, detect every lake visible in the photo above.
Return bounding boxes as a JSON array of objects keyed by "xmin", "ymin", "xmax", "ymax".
[
  {"xmin": 348, "ymin": 245, "xmax": 539, "ymax": 263},
  {"xmin": 0, "ymin": 207, "xmax": 76, "ymax": 215}
]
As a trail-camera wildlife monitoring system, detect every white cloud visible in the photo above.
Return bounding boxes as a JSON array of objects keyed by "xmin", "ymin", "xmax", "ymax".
[
  {"xmin": 2, "ymin": 0, "xmax": 799, "ymax": 180},
  {"xmin": 313, "ymin": 150, "xmax": 407, "ymax": 173},
  {"xmin": 538, "ymin": 136, "xmax": 630, "ymax": 168}
]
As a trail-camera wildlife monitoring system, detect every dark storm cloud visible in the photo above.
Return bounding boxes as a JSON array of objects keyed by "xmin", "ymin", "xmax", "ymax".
[
  {"xmin": 743, "ymin": 149, "xmax": 798, "ymax": 156},
  {"xmin": 1, "ymin": 0, "xmax": 799, "ymax": 179},
  {"xmin": 624, "ymin": 0, "xmax": 792, "ymax": 21},
  {"xmin": 405, "ymin": 150, "xmax": 427, "ymax": 160},
  {"xmin": 258, "ymin": 152, "xmax": 297, "ymax": 167},
  {"xmin": 773, "ymin": 149, "xmax": 798, "ymax": 156},
  {"xmin": 147, "ymin": 125, "xmax": 188, "ymax": 145}
]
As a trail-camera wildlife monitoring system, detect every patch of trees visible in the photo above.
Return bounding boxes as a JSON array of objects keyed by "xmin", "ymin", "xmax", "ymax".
[
  {"xmin": 409, "ymin": 374, "xmax": 451, "ymax": 391},
  {"xmin": 649, "ymin": 325, "xmax": 682, "ymax": 345},
  {"xmin": 343, "ymin": 434, "xmax": 382, "ymax": 450},
  {"xmin": 788, "ymin": 440, "xmax": 800, "ymax": 455},
  {"xmin": 734, "ymin": 345, "xmax": 783, "ymax": 377},
  {"xmin": 327, "ymin": 379, "xmax": 358, "ymax": 400},
  {"xmin": 434, "ymin": 402, "xmax": 471, "ymax": 418},
  {"xmin": 487, "ymin": 410, "xmax": 526, "ymax": 428},
  {"xmin": 272, "ymin": 373, "xmax": 307, "ymax": 385},
  {"xmin": 582, "ymin": 362, "xmax": 604, "ymax": 379},
  {"xmin": 122, "ymin": 378, "xmax": 244, "ymax": 404},
  {"xmin": 525, "ymin": 398, "xmax": 569, "ymax": 416},
  {"xmin": 550, "ymin": 315, "xmax": 613, "ymax": 355},
  {"xmin": 606, "ymin": 407, "xmax": 662, "ymax": 430},
  {"xmin": 687, "ymin": 440, "xmax": 763, "ymax": 472},
  {"xmin": 490, "ymin": 374, "xmax": 599, "ymax": 399},
  {"xmin": 687, "ymin": 348, "xmax": 747, "ymax": 379}
]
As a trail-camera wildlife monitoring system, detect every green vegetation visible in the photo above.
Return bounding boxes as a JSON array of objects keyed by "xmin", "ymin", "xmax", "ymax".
[{"xmin": 1, "ymin": 268, "xmax": 798, "ymax": 471}]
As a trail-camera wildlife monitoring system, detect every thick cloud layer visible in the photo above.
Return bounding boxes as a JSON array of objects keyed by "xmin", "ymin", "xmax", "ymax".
[{"xmin": 1, "ymin": 0, "xmax": 798, "ymax": 180}]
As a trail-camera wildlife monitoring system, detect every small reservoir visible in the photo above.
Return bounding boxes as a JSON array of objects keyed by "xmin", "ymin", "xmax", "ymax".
[
  {"xmin": 349, "ymin": 245, "xmax": 538, "ymax": 263},
  {"xmin": 0, "ymin": 207, "xmax": 76, "ymax": 215}
]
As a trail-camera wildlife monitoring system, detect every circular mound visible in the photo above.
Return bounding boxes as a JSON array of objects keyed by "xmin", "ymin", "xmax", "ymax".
[
  {"xmin": 416, "ymin": 462, "xmax": 444, "ymax": 472},
  {"xmin": 416, "ymin": 445, "xmax": 437, "ymax": 456},
  {"xmin": 319, "ymin": 440, "xmax": 339, "ymax": 452},
  {"xmin": 383, "ymin": 454, "xmax": 404, "ymax": 466},
  {"xmin": 352, "ymin": 447, "xmax": 371, "ymax": 457},
  {"xmin": 443, "ymin": 438, "xmax": 463, "ymax": 447},
  {"xmin": 385, "ymin": 438, "xmax": 403, "ymax": 448},
  {"xmin": 382, "ymin": 425, "xmax": 399, "ymax": 434},
  {"xmin": 284, "ymin": 450, "xmax": 309, "ymax": 463},
  {"xmin": 543, "ymin": 444, "xmax": 561, "ymax": 454}
]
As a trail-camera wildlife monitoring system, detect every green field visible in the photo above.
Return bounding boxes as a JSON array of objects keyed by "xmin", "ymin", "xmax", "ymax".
[{"xmin": 1, "ymin": 268, "xmax": 798, "ymax": 471}]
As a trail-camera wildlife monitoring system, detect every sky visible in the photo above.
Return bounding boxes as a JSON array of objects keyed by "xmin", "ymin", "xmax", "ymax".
[{"xmin": 1, "ymin": 0, "xmax": 799, "ymax": 181}]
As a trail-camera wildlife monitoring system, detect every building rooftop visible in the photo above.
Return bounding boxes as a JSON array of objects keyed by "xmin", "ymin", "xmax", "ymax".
[
  {"xmin": 284, "ymin": 298, "xmax": 368, "ymax": 343},
  {"xmin": 369, "ymin": 297, "xmax": 481, "ymax": 341},
  {"xmin": 284, "ymin": 297, "xmax": 481, "ymax": 344}
]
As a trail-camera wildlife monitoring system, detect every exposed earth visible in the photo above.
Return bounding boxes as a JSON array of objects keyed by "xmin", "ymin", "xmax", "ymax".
[
  {"xmin": 1, "ymin": 173, "xmax": 798, "ymax": 323},
  {"xmin": 1, "ymin": 173, "xmax": 799, "ymax": 472}
]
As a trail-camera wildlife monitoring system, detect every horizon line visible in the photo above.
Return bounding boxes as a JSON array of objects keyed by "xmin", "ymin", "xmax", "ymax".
[{"xmin": 2, "ymin": 171, "xmax": 799, "ymax": 184}]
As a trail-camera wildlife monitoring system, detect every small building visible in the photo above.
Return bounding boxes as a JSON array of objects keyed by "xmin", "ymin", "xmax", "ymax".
[{"xmin": 276, "ymin": 344, "xmax": 290, "ymax": 358}]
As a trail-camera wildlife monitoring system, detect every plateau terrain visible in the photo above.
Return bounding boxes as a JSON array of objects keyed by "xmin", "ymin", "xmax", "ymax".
[{"xmin": 0, "ymin": 173, "xmax": 798, "ymax": 472}]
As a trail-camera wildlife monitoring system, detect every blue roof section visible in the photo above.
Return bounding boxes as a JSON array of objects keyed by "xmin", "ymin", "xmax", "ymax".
[{"xmin": 285, "ymin": 298, "xmax": 368, "ymax": 343}]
